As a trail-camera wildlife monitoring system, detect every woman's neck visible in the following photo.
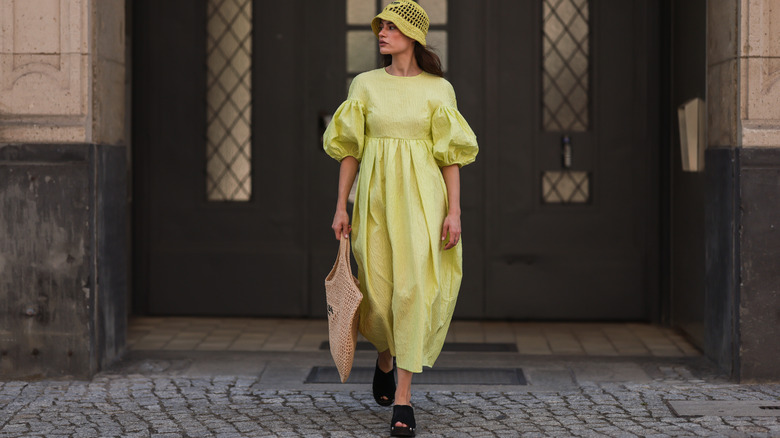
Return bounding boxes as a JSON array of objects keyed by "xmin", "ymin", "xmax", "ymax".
[{"xmin": 387, "ymin": 51, "xmax": 421, "ymax": 77}]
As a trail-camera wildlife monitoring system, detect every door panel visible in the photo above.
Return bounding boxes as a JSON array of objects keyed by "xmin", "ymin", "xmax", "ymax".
[
  {"xmin": 136, "ymin": 0, "xmax": 308, "ymax": 316},
  {"xmin": 490, "ymin": 253, "xmax": 645, "ymax": 318},
  {"xmin": 485, "ymin": 0, "xmax": 659, "ymax": 320}
]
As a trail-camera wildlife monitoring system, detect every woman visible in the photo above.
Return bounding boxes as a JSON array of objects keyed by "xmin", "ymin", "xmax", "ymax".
[{"xmin": 324, "ymin": 1, "xmax": 478, "ymax": 436}]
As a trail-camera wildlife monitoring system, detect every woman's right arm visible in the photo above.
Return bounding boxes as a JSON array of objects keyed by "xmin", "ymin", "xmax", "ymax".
[{"xmin": 332, "ymin": 156, "xmax": 359, "ymax": 239}]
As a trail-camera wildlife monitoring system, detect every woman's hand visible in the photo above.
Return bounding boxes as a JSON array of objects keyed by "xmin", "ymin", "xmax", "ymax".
[
  {"xmin": 441, "ymin": 212, "xmax": 461, "ymax": 250},
  {"xmin": 332, "ymin": 209, "xmax": 351, "ymax": 240},
  {"xmin": 440, "ymin": 164, "xmax": 462, "ymax": 250}
]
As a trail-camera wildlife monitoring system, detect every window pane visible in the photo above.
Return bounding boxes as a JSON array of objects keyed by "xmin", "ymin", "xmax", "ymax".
[
  {"xmin": 347, "ymin": 30, "xmax": 377, "ymax": 73},
  {"xmin": 542, "ymin": 0, "xmax": 589, "ymax": 132},
  {"xmin": 206, "ymin": 0, "xmax": 252, "ymax": 201},
  {"xmin": 420, "ymin": 0, "xmax": 447, "ymax": 24},
  {"xmin": 542, "ymin": 171, "xmax": 590, "ymax": 203},
  {"xmin": 427, "ymin": 30, "xmax": 448, "ymax": 72},
  {"xmin": 347, "ymin": 0, "xmax": 377, "ymax": 25}
]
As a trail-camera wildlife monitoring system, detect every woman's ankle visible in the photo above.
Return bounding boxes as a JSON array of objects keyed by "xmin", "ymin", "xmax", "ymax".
[
  {"xmin": 377, "ymin": 350, "xmax": 394, "ymax": 373},
  {"xmin": 394, "ymin": 393, "xmax": 411, "ymax": 406},
  {"xmin": 395, "ymin": 367, "xmax": 413, "ymax": 405}
]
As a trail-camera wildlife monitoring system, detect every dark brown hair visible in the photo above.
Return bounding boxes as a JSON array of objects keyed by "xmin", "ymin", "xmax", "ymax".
[{"xmin": 382, "ymin": 42, "xmax": 444, "ymax": 77}]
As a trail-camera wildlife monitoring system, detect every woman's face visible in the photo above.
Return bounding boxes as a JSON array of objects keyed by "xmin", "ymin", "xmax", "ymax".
[{"xmin": 377, "ymin": 20, "xmax": 414, "ymax": 56}]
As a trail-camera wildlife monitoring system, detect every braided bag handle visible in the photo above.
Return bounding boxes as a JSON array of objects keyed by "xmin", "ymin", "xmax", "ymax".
[{"xmin": 324, "ymin": 236, "xmax": 363, "ymax": 383}]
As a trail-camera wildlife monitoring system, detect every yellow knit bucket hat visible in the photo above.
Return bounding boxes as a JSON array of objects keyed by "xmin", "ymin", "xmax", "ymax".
[{"xmin": 371, "ymin": 0, "xmax": 430, "ymax": 47}]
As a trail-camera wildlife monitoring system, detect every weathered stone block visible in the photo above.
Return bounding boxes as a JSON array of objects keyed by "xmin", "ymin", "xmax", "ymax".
[
  {"xmin": 0, "ymin": 147, "xmax": 91, "ymax": 378},
  {"xmin": 707, "ymin": 0, "xmax": 739, "ymax": 65},
  {"xmin": 738, "ymin": 147, "xmax": 780, "ymax": 381},
  {"xmin": 0, "ymin": 53, "xmax": 89, "ymax": 119},
  {"xmin": 741, "ymin": 58, "xmax": 780, "ymax": 119},
  {"xmin": 95, "ymin": 0, "xmax": 126, "ymax": 64},
  {"xmin": 0, "ymin": 144, "xmax": 127, "ymax": 379},
  {"xmin": 93, "ymin": 58, "xmax": 126, "ymax": 145},
  {"xmin": 741, "ymin": 0, "xmax": 780, "ymax": 57},
  {"xmin": 706, "ymin": 59, "xmax": 739, "ymax": 148},
  {"xmin": 0, "ymin": 0, "xmax": 125, "ymax": 145},
  {"xmin": 704, "ymin": 147, "xmax": 739, "ymax": 378}
]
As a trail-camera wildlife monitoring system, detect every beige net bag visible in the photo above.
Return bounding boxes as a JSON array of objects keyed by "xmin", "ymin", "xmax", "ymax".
[{"xmin": 324, "ymin": 236, "xmax": 363, "ymax": 383}]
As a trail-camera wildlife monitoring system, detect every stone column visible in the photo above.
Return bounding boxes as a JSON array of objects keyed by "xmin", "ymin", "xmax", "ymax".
[
  {"xmin": 0, "ymin": 0, "xmax": 128, "ymax": 378},
  {"xmin": 706, "ymin": 0, "xmax": 780, "ymax": 381}
]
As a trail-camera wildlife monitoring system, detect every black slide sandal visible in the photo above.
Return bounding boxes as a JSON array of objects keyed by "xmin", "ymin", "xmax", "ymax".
[
  {"xmin": 372, "ymin": 359, "xmax": 396, "ymax": 406},
  {"xmin": 390, "ymin": 404, "xmax": 416, "ymax": 437}
]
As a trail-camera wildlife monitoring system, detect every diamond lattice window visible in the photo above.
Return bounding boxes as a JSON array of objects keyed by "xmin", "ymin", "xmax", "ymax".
[
  {"xmin": 542, "ymin": 0, "xmax": 589, "ymax": 132},
  {"xmin": 206, "ymin": 0, "xmax": 252, "ymax": 201},
  {"xmin": 542, "ymin": 171, "xmax": 590, "ymax": 204}
]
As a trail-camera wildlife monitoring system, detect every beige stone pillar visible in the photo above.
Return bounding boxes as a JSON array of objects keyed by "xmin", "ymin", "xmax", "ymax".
[
  {"xmin": 0, "ymin": 0, "xmax": 127, "ymax": 379},
  {"xmin": 707, "ymin": 1, "xmax": 740, "ymax": 148},
  {"xmin": 738, "ymin": 0, "xmax": 780, "ymax": 145},
  {"xmin": 709, "ymin": 0, "xmax": 780, "ymax": 147},
  {"xmin": 0, "ymin": 0, "xmax": 125, "ymax": 144},
  {"xmin": 706, "ymin": 0, "xmax": 780, "ymax": 381}
]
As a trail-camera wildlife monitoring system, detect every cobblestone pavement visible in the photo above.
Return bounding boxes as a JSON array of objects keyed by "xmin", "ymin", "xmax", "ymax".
[{"xmin": 2, "ymin": 371, "xmax": 780, "ymax": 438}]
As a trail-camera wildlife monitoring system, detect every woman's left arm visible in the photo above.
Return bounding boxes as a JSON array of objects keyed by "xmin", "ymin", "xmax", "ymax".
[{"xmin": 441, "ymin": 164, "xmax": 461, "ymax": 250}]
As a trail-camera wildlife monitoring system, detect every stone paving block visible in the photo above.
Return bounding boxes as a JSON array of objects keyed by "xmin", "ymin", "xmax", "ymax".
[{"xmin": 1, "ymin": 368, "xmax": 780, "ymax": 437}]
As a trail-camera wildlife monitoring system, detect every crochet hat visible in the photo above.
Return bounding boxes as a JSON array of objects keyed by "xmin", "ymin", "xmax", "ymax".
[{"xmin": 371, "ymin": 0, "xmax": 429, "ymax": 47}]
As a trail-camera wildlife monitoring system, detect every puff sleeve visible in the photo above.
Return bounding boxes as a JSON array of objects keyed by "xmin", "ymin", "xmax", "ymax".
[
  {"xmin": 323, "ymin": 80, "xmax": 366, "ymax": 162},
  {"xmin": 431, "ymin": 84, "xmax": 478, "ymax": 168}
]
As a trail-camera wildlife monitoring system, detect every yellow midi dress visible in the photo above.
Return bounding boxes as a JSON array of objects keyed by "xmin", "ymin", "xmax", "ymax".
[{"xmin": 323, "ymin": 68, "xmax": 478, "ymax": 373}]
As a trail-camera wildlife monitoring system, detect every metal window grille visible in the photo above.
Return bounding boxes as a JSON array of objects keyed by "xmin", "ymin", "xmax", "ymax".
[
  {"xmin": 542, "ymin": 0, "xmax": 590, "ymax": 132},
  {"xmin": 206, "ymin": 0, "xmax": 253, "ymax": 201},
  {"xmin": 542, "ymin": 170, "xmax": 591, "ymax": 204}
]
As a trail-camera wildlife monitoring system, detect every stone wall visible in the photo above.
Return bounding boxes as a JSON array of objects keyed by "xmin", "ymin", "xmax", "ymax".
[
  {"xmin": 0, "ymin": 0, "xmax": 128, "ymax": 379},
  {"xmin": 705, "ymin": 0, "xmax": 780, "ymax": 381},
  {"xmin": 0, "ymin": 0, "xmax": 126, "ymax": 144}
]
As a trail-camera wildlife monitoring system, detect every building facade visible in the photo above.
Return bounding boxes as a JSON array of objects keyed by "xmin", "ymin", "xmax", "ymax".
[{"xmin": 0, "ymin": 0, "xmax": 778, "ymax": 381}]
